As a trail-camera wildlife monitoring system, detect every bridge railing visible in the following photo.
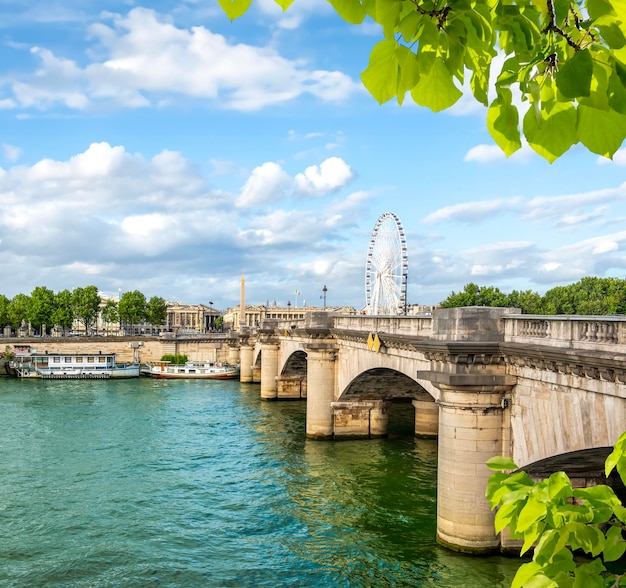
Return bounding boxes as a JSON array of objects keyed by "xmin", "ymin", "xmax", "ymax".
[
  {"xmin": 332, "ymin": 314, "xmax": 433, "ymax": 337},
  {"xmin": 504, "ymin": 314, "xmax": 626, "ymax": 350}
]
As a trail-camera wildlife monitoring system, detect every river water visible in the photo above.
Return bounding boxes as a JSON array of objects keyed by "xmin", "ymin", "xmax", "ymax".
[{"xmin": 0, "ymin": 378, "xmax": 520, "ymax": 587}]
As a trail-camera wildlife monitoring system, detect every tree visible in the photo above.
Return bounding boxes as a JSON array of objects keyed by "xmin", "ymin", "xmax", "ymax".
[
  {"xmin": 9, "ymin": 294, "xmax": 31, "ymax": 330},
  {"xmin": 440, "ymin": 282, "xmax": 509, "ymax": 307},
  {"xmin": 0, "ymin": 295, "xmax": 10, "ymax": 329},
  {"xmin": 219, "ymin": 0, "xmax": 626, "ymax": 161},
  {"xmin": 71, "ymin": 286, "xmax": 101, "ymax": 335},
  {"xmin": 52, "ymin": 289, "xmax": 74, "ymax": 334},
  {"xmin": 145, "ymin": 296, "xmax": 167, "ymax": 331},
  {"xmin": 486, "ymin": 432, "xmax": 626, "ymax": 587},
  {"xmin": 506, "ymin": 289, "xmax": 545, "ymax": 314},
  {"xmin": 100, "ymin": 299, "xmax": 119, "ymax": 335},
  {"xmin": 119, "ymin": 290, "xmax": 146, "ymax": 334},
  {"xmin": 440, "ymin": 278, "xmax": 626, "ymax": 315},
  {"xmin": 29, "ymin": 286, "xmax": 56, "ymax": 335}
]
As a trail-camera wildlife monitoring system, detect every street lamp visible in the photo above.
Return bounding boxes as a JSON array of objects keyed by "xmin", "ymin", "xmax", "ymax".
[
  {"xmin": 209, "ymin": 301, "xmax": 214, "ymax": 331},
  {"xmin": 322, "ymin": 285, "xmax": 327, "ymax": 310},
  {"xmin": 118, "ymin": 288, "xmax": 122, "ymax": 335}
]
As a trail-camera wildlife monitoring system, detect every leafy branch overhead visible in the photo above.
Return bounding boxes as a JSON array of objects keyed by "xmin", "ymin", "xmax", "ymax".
[{"xmin": 218, "ymin": 0, "xmax": 626, "ymax": 162}]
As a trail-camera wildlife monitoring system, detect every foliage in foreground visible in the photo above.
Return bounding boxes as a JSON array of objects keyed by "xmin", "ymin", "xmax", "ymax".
[
  {"xmin": 219, "ymin": 0, "xmax": 626, "ymax": 161},
  {"xmin": 486, "ymin": 432, "xmax": 626, "ymax": 587},
  {"xmin": 440, "ymin": 277, "xmax": 626, "ymax": 314}
]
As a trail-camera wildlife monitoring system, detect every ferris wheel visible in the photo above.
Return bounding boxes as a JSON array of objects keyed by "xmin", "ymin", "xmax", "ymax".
[{"xmin": 365, "ymin": 212, "xmax": 408, "ymax": 315}]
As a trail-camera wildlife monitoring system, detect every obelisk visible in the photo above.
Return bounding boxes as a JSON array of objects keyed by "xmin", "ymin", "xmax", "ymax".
[{"xmin": 239, "ymin": 274, "xmax": 245, "ymax": 330}]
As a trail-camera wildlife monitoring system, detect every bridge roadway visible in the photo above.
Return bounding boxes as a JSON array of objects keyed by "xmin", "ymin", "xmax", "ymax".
[{"xmin": 236, "ymin": 306, "xmax": 626, "ymax": 554}]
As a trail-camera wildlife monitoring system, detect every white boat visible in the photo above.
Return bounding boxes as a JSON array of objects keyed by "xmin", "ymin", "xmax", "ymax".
[
  {"xmin": 141, "ymin": 360, "xmax": 240, "ymax": 380},
  {"xmin": 10, "ymin": 350, "xmax": 140, "ymax": 379}
]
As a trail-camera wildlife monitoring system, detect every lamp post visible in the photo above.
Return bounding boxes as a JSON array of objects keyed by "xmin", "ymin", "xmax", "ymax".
[
  {"xmin": 118, "ymin": 288, "xmax": 122, "ymax": 336},
  {"xmin": 209, "ymin": 301, "xmax": 214, "ymax": 331},
  {"xmin": 287, "ymin": 300, "xmax": 291, "ymax": 319},
  {"xmin": 322, "ymin": 285, "xmax": 327, "ymax": 310}
]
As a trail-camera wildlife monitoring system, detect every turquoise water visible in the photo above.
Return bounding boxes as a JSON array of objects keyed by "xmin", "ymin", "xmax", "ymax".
[{"xmin": 0, "ymin": 378, "xmax": 519, "ymax": 587}]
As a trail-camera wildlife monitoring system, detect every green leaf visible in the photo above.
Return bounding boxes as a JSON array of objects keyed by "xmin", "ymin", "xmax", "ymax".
[
  {"xmin": 567, "ymin": 522, "xmax": 605, "ymax": 556},
  {"xmin": 573, "ymin": 559, "xmax": 607, "ymax": 588},
  {"xmin": 417, "ymin": 20, "xmax": 440, "ymax": 76},
  {"xmin": 594, "ymin": 15, "xmax": 626, "ymax": 49},
  {"xmin": 587, "ymin": 0, "xmax": 615, "ymax": 18},
  {"xmin": 523, "ymin": 100, "xmax": 577, "ymax": 162},
  {"xmin": 395, "ymin": 46, "xmax": 420, "ymax": 104},
  {"xmin": 547, "ymin": 471, "xmax": 572, "ymax": 502},
  {"xmin": 609, "ymin": 69, "xmax": 626, "ymax": 113},
  {"xmin": 410, "ymin": 59, "xmax": 462, "ymax": 112},
  {"xmin": 521, "ymin": 521, "xmax": 546, "ymax": 555},
  {"xmin": 614, "ymin": 502, "xmax": 626, "ymax": 523},
  {"xmin": 374, "ymin": 0, "xmax": 401, "ymax": 35},
  {"xmin": 495, "ymin": 501, "xmax": 522, "ymax": 533},
  {"xmin": 517, "ymin": 496, "xmax": 548, "ymax": 532},
  {"xmin": 217, "ymin": 0, "xmax": 254, "ymax": 20},
  {"xmin": 274, "ymin": 0, "xmax": 296, "ymax": 8},
  {"xmin": 512, "ymin": 562, "xmax": 543, "ymax": 588},
  {"xmin": 605, "ymin": 431, "xmax": 626, "ymax": 477},
  {"xmin": 487, "ymin": 456, "xmax": 518, "ymax": 471},
  {"xmin": 398, "ymin": 11, "xmax": 423, "ymax": 43},
  {"xmin": 556, "ymin": 50, "xmax": 593, "ymax": 98},
  {"xmin": 604, "ymin": 525, "xmax": 626, "ymax": 561},
  {"xmin": 361, "ymin": 40, "xmax": 399, "ymax": 104},
  {"xmin": 487, "ymin": 94, "xmax": 522, "ymax": 155},
  {"xmin": 327, "ymin": 0, "xmax": 367, "ymax": 24},
  {"xmin": 578, "ymin": 104, "xmax": 626, "ymax": 157}
]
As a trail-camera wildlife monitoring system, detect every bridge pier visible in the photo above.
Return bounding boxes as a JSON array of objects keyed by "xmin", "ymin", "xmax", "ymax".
[
  {"xmin": 412, "ymin": 398, "xmax": 438, "ymax": 437},
  {"xmin": 435, "ymin": 384, "xmax": 511, "ymax": 554},
  {"xmin": 306, "ymin": 345, "xmax": 337, "ymax": 439},
  {"xmin": 331, "ymin": 400, "xmax": 391, "ymax": 439},
  {"xmin": 260, "ymin": 343, "xmax": 280, "ymax": 400},
  {"xmin": 276, "ymin": 375, "xmax": 306, "ymax": 399},
  {"xmin": 239, "ymin": 344, "xmax": 253, "ymax": 383}
]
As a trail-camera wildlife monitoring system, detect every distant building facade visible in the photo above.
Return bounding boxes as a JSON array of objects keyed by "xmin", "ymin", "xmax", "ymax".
[{"xmin": 223, "ymin": 304, "xmax": 356, "ymax": 331}]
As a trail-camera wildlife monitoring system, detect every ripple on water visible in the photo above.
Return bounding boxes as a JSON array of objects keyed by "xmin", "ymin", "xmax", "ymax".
[{"xmin": 0, "ymin": 378, "xmax": 520, "ymax": 587}]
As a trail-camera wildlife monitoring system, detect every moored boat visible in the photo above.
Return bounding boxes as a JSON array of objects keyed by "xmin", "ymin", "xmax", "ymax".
[
  {"xmin": 10, "ymin": 349, "xmax": 140, "ymax": 379},
  {"xmin": 141, "ymin": 360, "xmax": 240, "ymax": 380}
]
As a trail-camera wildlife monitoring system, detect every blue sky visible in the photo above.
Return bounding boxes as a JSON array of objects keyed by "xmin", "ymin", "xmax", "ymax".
[{"xmin": 0, "ymin": 0, "xmax": 625, "ymax": 311}]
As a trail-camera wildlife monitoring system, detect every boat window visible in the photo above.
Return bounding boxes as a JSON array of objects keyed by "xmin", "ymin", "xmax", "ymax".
[
  {"xmin": 65, "ymin": 357, "xmax": 72, "ymax": 363},
  {"xmin": 87, "ymin": 357, "xmax": 95, "ymax": 363},
  {"xmin": 99, "ymin": 357, "xmax": 105, "ymax": 363},
  {"xmin": 76, "ymin": 357, "xmax": 83, "ymax": 363},
  {"xmin": 53, "ymin": 357, "xmax": 60, "ymax": 363}
]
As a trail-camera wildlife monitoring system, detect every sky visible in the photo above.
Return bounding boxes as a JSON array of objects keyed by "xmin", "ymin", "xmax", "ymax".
[{"xmin": 0, "ymin": 0, "xmax": 625, "ymax": 311}]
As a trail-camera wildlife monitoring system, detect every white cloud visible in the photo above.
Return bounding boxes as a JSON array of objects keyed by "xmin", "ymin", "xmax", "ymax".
[
  {"xmin": 4, "ymin": 7, "xmax": 359, "ymax": 112},
  {"xmin": 464, "ymin": 143, "xmax": 534, "ymax": 163},
  {"xmin": 421, "ymin": 197, "xmax": 522, "ymax": 224},
  {"xmin": 524, "ymin": 183, "xmax": 626, "ymax": 224},
  {"xmin": 236, "ymin": 162, "xmax": 293, "ymax": 207},
  {"xmin": 294, "ymin": 156, "xmax": 353, "ymax": 197},
  {"xmin": 2, "ymin": 144, "xmax": 22, "ymax": 162}
]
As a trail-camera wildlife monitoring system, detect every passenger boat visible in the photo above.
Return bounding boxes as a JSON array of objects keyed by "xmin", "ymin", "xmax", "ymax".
[
  {"xmin": 141, "ymin": 360, "xmax": 240, "ymax": 380},
  {"xmin": 10, "ymin": 349, "xmax": 140, "ymax": 379}
]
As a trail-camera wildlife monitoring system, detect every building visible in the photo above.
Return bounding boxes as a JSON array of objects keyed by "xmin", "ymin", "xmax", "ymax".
[
  {"xmin": 165, "ymin": 302, "xmax": 220, "ymax": 333},
  {"xmin": 223, "ymin": 303, "xmax": 356, "ymax": 331}
]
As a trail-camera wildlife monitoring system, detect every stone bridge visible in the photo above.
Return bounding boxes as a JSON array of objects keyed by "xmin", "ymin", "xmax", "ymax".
[{"xmin": 237, "ymin": 307, "xmax": 626, "ymax": 554}]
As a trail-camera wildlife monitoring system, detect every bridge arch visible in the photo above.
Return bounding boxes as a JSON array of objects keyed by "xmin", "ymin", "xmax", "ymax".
[
  {"xmin": 338, "ymin": 367, "xmax": 433, "ymax": 402},
  {"xmin": 281, "ymin": 350, "xmax": 307, "ymax": 377}
]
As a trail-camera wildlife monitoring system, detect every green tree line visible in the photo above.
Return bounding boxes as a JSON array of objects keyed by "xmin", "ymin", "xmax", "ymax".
[
  {"xmin": 0, "ymin": 285, "xmax": 168, "ymax": 336},
  {"xmin": 439, "ymin": 277, "xmax": 626, "ymax": 315}
]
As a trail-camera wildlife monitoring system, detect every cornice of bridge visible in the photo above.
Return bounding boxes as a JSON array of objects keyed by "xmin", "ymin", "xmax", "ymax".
[{"xmin": 500, "ymin": 342, "xmax": 626, "ymax": 383}]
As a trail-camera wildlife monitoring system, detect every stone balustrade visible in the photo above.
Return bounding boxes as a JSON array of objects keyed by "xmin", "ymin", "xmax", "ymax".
[{"xmin": 504, "ymin": 314, "xmax": 626, "ymax": 350}]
